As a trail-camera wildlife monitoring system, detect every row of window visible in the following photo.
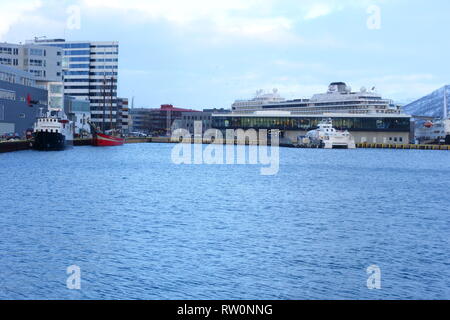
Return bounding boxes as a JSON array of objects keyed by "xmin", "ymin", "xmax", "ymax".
[
  {"xmin": 91, "ymin": 59, "xmax": 118, "ymax": 62},
  {"xmin": 0, "ymin": 89, "xmax": 16, "ymax": 100},
  {"xmin": 183, "ymin": 115, "xmax": 212, "ymax": 121},
  {"xmin": 63, "ymin": 71, "xmax": 118, "ymax": 76},
  {"xmin": 0, "ymin": 71, "xmax": 34, "ymax": 86},
  {"xmin": 29, "ymin": 48, "xmax": 46, "ymax": 56},
  {"xmin": 65, "ymin": 85, "xmax": 117, "ymax": 90},
  {"xmin": 90, "ymin": 65, "xmax": 118, "ymax": 69},
  {"xmin": 0, "ymin": 58, "xmax": 18, "ymax": 66},
  {"xmin": 29, "ymin": 59, "xmax": 45, "ymax": 67},
  {"xmin": 0, "ymin": 47, "xmax": 19, "ymax": 55},
  {"xmin": 212, "ymin": 117, "xmax": 411, "ymax": 132},
  {"xmin": 64, "ymin": 78, "xmax": 117, "ymax": 83},
  {"xmin": 46, "ymin": 43, "xmax": 90, "ymax": 49}
]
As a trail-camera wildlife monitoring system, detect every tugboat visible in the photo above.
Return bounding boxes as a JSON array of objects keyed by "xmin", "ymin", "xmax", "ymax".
[
  {"xmin": 303, "ymin": 118, "xmax": 356, "ymax": 149},
  {"xmin": 32, "ymin": 82, "xmax": 74, "ymax": 151},
  {"xmin": 33, "ymin": 109, "xmax": 74, "ymax": 151}
]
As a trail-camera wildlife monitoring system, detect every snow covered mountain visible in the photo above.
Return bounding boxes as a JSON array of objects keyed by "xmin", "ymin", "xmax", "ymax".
[{"xmin": 403, "ymin": 85, "xmax": 449, "ymax": 118}]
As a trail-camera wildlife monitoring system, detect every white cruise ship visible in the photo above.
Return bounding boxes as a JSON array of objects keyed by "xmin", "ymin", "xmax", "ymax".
[
  {"xmin": 232, "ymin": 89, "xmax": 286, "ymax": 112},
  {"xmin": 232, "ymin": 82, "xmax": 402, "ymax": 115}
]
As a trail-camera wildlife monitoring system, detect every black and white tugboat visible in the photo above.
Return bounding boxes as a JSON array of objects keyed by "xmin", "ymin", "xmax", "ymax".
[
  {"xmin": 33, "ymin": 109, "xmax": 74, "ymax": 151},
  {"xmin": 32, "ymin": 82, "xmax": 74, "ymax": 151}
]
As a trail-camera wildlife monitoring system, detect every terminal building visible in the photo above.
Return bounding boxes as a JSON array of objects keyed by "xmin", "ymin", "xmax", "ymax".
[
  {"xmin": 213, "ymin": 82, "xmax": 412, "ymax": 144},
  {"xmin": 0, "ymin": 64, "xmax": 48, "ymax": 137}
]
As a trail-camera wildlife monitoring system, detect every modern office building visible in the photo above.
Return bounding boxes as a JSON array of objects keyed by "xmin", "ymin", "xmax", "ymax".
[
  {"xmin": 32, "ymin": 39, "xmax": 119, "ymax": 130},
  {"xmin": 0, "ymin": 42, "xmax": 63, "ymax": 87},
  {"xmin": 0, "ymin": 64, "xmax": 48, "ymax": 136}
]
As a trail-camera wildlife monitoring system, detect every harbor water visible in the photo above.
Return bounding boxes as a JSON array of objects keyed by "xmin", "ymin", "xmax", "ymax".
[{"xmin": 0, "ymin": 144, "xmax": 449, "ymax": 299}]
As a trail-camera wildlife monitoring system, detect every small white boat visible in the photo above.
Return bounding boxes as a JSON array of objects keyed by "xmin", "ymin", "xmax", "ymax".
[{"xmin": 303, "ymin": 119, "xmax": 356, "ymax": 149}]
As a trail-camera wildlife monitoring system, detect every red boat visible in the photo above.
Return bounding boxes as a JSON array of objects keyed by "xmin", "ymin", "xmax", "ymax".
[
  {"xmin": 88, "ymin": 76, "xmax": 125, "ymax": 147},
  {"xmin": 92, "ymin": 132, "xmax": 125, "ymax": 147},
  {"xmin": 88, "ymin": 120, "xmax": 124, "ymax": 147}
]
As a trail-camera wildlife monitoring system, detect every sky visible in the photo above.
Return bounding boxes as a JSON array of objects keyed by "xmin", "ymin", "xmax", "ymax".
[{"xmin": 1, "ymin": 0, "xmax": 449, "ymax": 109}]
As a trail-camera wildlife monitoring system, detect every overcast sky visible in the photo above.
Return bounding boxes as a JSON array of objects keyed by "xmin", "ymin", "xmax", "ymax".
[{"xmin": 1, "ymin": 0, "xmax": 449, "ymax": 109}]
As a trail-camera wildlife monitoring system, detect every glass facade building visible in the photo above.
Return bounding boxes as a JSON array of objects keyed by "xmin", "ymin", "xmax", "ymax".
[{"xmin": 212, "ymin": 115, "xmax": 411, "ymax": 132}]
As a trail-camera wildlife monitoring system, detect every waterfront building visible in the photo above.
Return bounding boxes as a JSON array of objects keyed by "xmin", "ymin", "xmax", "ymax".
[
  {"xmin": 64, "ymin": 96, "xmax": 91, "ymax": 137},
  {"xmin": 232, "ymin": 82, "xmax": 402, "ymax": 115},
  {"xmin": 0, "ymin": 41, "xmax": 63, "ymax": 87},
  {"xmin": 212, "ymin": 111, "xmax": 411, "ymax": 144},
  {"xmin": 130, "ymin": 105, "xmax": 201, "ymax": 136},
  {"xmin": 175, "ymin": 111, "xmax": 212, "ymax": 135},
  {"xmin": 117, "ymin": 97, "xmax": 130, "ymax": 134},
  {"xmin": 172, "ymin": 108, "xmax": 232, "ymax": 135},
  {"xmin": 31, "ymin": 39, "xmax": 119, "ymax": 130},
  {"xmin": 0, "ymin": 64, "xmax": 47, "ymax": 137}
]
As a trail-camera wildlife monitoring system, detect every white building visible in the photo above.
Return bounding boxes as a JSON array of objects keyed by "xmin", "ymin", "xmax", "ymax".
[
  {"xmin": 32, "ymin": 39, "xmax": 119, "ymax": 130},
  {"xmin": 0, "ymin": 42, "xmax": 63, "ymax": 87}
]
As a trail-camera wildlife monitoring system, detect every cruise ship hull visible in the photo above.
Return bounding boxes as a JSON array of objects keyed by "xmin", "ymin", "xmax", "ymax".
[{"xmin": 33, "ymin": 132, "xmax": 73, "ymax": 151}]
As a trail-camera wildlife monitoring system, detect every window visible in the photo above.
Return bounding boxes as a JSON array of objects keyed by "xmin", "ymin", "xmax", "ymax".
[
  {"xmin": 0, "ymin": 47, "xmax": 12, "ymax": 54},
  {"xmin": 69, "ymin": 64, "xmax": 90, "ymax": 69},
  {"xmin": 30, "ymin": 48, "xmax": 44, "ymax": 56},
  {"xmin": 64, "ymin": 50, "xmax": 90, "ymax": 56},
  {"xmin": 0, "ymin": 89, "xmax": 15, "ymax": 100},
  {"xmin": 0, "ymin": 58, "xmax": 12, "ymax": 65}
]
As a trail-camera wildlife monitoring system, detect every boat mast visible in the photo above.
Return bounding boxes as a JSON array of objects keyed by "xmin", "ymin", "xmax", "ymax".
[
  {"xmin": 102, "ymin": 75, "xmax": 106, "ymax": 133},
  {"xmin": 110, "ymin": 77, "xmax": 113, "ymax": 132}
]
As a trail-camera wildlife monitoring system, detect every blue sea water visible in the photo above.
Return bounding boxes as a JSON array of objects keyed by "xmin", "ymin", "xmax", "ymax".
[{"xmin": 0, "ymin": 144, "xmax": 449, "ymax": 300}]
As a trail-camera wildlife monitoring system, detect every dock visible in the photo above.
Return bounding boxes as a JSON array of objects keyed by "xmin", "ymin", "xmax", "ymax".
[{"xmin": 1, "ymin": 138, "xmax": 450, "ymax": 153}]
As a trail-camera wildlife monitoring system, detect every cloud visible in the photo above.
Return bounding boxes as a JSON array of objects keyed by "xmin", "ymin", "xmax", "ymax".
[
  {"xmin": 304, "ymin": 4, "xmax": 333, "ymax": 20},
  {"xmin": 0, "ymin": 0, "xmax": 43, "ymax": 40},
  {"xmin": 79, "ymin": 0, "xmax": 301, "ymax": 44}
]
